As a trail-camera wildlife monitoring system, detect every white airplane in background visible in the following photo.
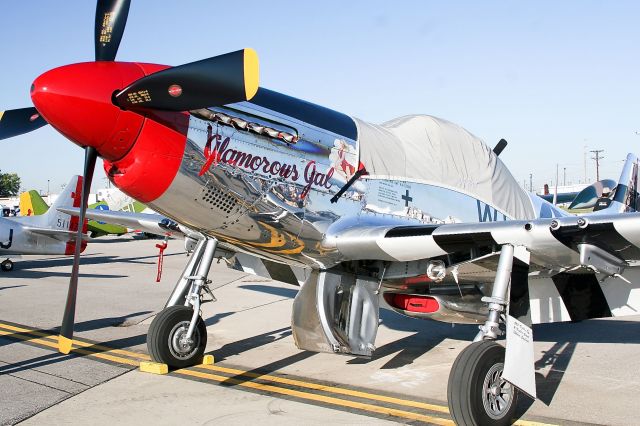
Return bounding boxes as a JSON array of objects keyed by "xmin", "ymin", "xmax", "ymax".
[{"xmin": 0, "ymin": 176, "xmax": 87, "ymax": 271}]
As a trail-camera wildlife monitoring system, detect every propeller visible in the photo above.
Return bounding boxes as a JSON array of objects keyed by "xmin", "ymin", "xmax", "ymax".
[
  {"xmin": 2, "ymin": 0, "xmax": 129, "ymax": 142},
  {"xmin": 59, "ymin": 147, "xmax": 97, "ymax": 354},
  {"xmin": 4, "ymin": 0, "xmax": 259, "ymax": 353},
  {"xmin": 0, "ymin": 107, "xmax": 47, "ymax": 140},
  {"xmin": 94, "ymin": 0, "xmax": 131, "ymax": 61},
  {"xmin": 59, "ymin": 0, "xmax": 130, "ymax": 353},
  {"xmin": 114, "ymin": 48, "xmax": 260, "ymax": 111}
]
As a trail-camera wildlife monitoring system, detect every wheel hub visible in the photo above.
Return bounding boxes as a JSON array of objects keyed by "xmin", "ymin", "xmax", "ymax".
[
  {"xmin": 168, "ymin": 321, "xmax": 199, "ymax": 359},
  {"xmin": 482, "ymin": 362, "xmax": 513, "ymax": 420}
]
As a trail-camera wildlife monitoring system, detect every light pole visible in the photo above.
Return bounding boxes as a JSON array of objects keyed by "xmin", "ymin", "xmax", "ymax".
[
  {"xmin": 563, "ymin": 167, "xmax": 566, "ymax": 186},
  {"xmin": 47, "ymin": 179, "xmax": 50, "ymax": 196},
  {"xmin": 590, "ymin": 149, "xmax": 604, "ymax": 182}
]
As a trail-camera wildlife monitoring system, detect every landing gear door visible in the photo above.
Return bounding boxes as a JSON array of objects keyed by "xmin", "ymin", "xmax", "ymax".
[{"xmin": 292, "ymin": 270, "xmax": 379, "ymax": 357}]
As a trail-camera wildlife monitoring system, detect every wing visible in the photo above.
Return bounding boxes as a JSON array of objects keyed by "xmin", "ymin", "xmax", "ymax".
[
  {"xmin": 22, "ymin": 226, "xmax": 88, "ymax": 242},
  {"xmin": 57, "ymin": 207, "xmax": 185, "ymax": 238},
  {"xmin": 323, "ymin": 213, "xmax": 640, "ymax": 272},
  {"xmin": 320, "ymin": 212, "xmax": 640, "ymax": 325}
]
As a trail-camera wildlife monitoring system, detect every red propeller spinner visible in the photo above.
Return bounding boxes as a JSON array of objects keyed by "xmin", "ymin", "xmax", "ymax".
[{"xmin": 30, "ymin": 62, "xmax": 146, "ymax": 161}]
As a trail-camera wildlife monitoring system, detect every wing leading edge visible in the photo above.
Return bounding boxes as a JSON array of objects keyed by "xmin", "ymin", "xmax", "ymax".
[{"xmin": 323, "ymin": 213, "xmax": 640, "ymax": 271}]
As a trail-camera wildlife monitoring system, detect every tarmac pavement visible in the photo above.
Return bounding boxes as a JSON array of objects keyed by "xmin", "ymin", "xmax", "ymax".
[{"xmin": 0, "ymin": 235, "xmax": 639, "ymax": 425}]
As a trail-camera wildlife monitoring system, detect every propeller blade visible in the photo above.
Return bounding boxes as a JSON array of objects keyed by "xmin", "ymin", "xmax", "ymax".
[
  {"xmin": 59, "ymin": 147, "xmax": 97, "ymax": 354},
  {"xmin": 493, "ymin": 138, "xmax": 508, "ymax": 156},
  {"xmin": 114, "ymin": 48, "xmax": 259, "ymax": 111},
  {"xmin": 95, "ymin": 0, "xmax": 131, "ymax": 61},
  {"xmin": 0, "ymin": 107, "xmax": 47, "ymax": 140}
]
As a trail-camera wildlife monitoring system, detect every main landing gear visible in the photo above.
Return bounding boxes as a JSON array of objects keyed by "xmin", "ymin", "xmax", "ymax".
[
  {"xmin": 447, "ymin": 245, "xmax": 520, "ymax": 426},
  {"xmin": 147, "ymin": 237, "xmax": 217, "ymax": 368},
  {"xmin": 1, "ymin": 259, "xmax": 13, "ymax": 272}
]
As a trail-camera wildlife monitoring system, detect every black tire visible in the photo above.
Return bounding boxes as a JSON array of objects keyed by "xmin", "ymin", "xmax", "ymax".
[
  {"xmin": 1, "ymin": 260, "xmax": 13, "ymax": 272},
  {"xmin": 448, "ymin": 341, "xmax": 519, "ymax": 426},
  {"xmin": 147, "ymin": 305, "xmax": 207, "ymax": 368}
]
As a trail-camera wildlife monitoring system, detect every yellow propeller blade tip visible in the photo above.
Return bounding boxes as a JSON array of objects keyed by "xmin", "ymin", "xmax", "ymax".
[
  {"xmin": 58, "ymin": 335, "xmax": 73, "ymax": 354},
  {"xmin": 244, "ymin": 48, "xmax": 259, "ymax": 101}
]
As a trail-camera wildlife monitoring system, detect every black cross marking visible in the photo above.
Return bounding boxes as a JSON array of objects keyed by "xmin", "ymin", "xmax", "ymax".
[{"xmin": 401, "ymin": 189, "xmax": 413, "ymax": 207}]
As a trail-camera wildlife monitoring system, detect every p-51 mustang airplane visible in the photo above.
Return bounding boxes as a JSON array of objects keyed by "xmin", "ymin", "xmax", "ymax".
[
  {"xmin": 2, "ymin": 1, "xmax": 640, "ymax": 424},
  {"xmin": 0, "ymin": 176, "xmax": 87, "ymax": 271}
]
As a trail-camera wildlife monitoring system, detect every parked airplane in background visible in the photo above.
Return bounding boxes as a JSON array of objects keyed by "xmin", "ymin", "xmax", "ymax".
[
  {"xmin": 2, "ymin": 1, "xmax": 640, "ymax": 424},
  {"xmin": 568, "ymin": 179, "xmax": 618, "ymax": 210},
  {"xmin": 19, "ymin": 190, "xmax": 49, "ymax": 217},
  {"xmin": 537, "ymin": 179, "xmax": 618, "ymax": 209},
  {"xmin": 96, "ymin": 187, "xmax": 153, "ymax": 215},
  {"xmin": 59, "ymin": 205, "xmax": 192, "ymax": 243},
  {"xmin": 20, "ymin": 189, "xmax": 127, "ymax": 237},
  {"xmin": 0, "ymin": 176, "xmax": 86, "ymax": 271}
]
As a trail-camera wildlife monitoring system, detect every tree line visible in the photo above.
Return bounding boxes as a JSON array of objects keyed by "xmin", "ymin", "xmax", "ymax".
[{"xmin": 0, "ymin": 170, "xmax": 21, "ymax": 197}]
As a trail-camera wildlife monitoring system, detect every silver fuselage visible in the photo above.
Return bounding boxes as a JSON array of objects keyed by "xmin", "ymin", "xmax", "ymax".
[{"xmin": 142, "ymin": 101, "xmax": 561, "ymax": 270}]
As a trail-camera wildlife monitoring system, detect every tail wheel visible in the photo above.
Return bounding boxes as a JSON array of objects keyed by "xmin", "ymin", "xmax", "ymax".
[
  {"xmin": 448, "ymin": 340, "xmax": 519, "ymax": 426},
  {"xmin": 1, "ymin": 260, "xmax": 13, "ymax": 272},
  {"xmin": 147, "ymin": 305, "xmax": 207, "ymax": 368}
]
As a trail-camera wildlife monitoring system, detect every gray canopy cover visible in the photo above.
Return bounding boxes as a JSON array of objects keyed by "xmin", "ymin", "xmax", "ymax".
[{"xmin": 355, "ymin": 115, "xmax": 536, "ymax": 220}]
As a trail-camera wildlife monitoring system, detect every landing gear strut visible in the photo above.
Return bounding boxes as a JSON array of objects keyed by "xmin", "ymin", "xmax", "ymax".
[
  {"xmin": 1, "ymin": 259, "xmax": 13, "ymax": 272},
  {"xmin": 147, "ymin": 237, "xmax": 217, "ymax": 368},
  {"xmin": 448, "ymin": 245, "xmax": 520, "ymax": 425}
]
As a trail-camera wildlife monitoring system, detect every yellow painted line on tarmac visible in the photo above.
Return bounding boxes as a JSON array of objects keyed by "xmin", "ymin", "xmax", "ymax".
[
  {"xmin": 0, "ymin": 321, "xmax": 557, "ymax": 426},
  {"xmin": 0, "ymin": 321, "xmax": 448, "ymax": 415},
  {"xmin": 0, "ymin": 323, "xmax": 451, "ymax": 424},
  {"xmin": 178, "ymin": 368, "xmax": 454, "ymax": 425},
  {"xmin": 0, "ymin": 322, "xmax": 151, "ymax": 361},
  {"xmin": 197, "ymin": 363, "xmax": 450, "ymax": 414},
  {"xmin": 0, "ymin": 328, "xmax": 138, "ymax": 367},
  {"xmin": 514, "ymin": 421, "xmax": 558, "ymax": 426}
]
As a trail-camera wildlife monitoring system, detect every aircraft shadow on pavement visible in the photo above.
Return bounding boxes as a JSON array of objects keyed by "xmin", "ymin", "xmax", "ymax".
[
  {"xmin": 88, "ymin": 237, "xmax": 137, "ymax": 244},
  {"xmin": 221, "ymin": 350, "xmax": 316, "ymax": 388},
  {"xmin": 201, "ymin": 323, "xmax": 315, "ymax": 388},
  {"xmin": 0, "ymin": 285, "xmax": 27, "ymax": 291},
  {"xmin": 237, "ymin": 280, "xmax": 640, "ymax": 408},
  {"xmin": 348, "ymin": 310, "xmax": 478, "ymax": 369},
  {"xmin": 0, "ymin": 348, "xmax": 74, "ymax": 377},
  {"xmin": 0, "ymin": 311, "xmax": 152, "ymax": 350},
  {"xmin": 237, "ymin": 283, "xmax": 480, "ymax": 369},
  {"xmin": 72, "ymin": 311, "xmax": 154, "ymax": 331},
  {"xmin": 5, "ymin": 252, "xmax": 184, "ymax": 279},
  {"xmin": 0, "ymin": 332, "xmax": 148, "ymax": 376},
  {"xmin": 0, "ymin": 311, "xmax": 152, "ymax": 376},
  {"xmin": 527, "ymin": 319, "xmax": 640, "ymax": 406},
  {"xmin": 7, "ymin": 270, "xmax": 128, "ymax": 279},
  {"xmin": 209, "ymin": 326, "xmax": 292, "ymax": 363},
  {"xmin": 204, "ymin": 312, "xmax": 234, "ymax": 327}
]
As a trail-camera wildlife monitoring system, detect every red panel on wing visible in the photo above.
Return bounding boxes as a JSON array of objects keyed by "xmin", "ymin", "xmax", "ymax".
[{"xmin": 384, "ymin": 293, "xmax": 440, "ymax": 313}]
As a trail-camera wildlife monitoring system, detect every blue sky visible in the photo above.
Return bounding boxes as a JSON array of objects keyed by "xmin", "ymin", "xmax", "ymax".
[{"xmin": 1, "ymin": 1, "xmax": 639, "ymax": 194}]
